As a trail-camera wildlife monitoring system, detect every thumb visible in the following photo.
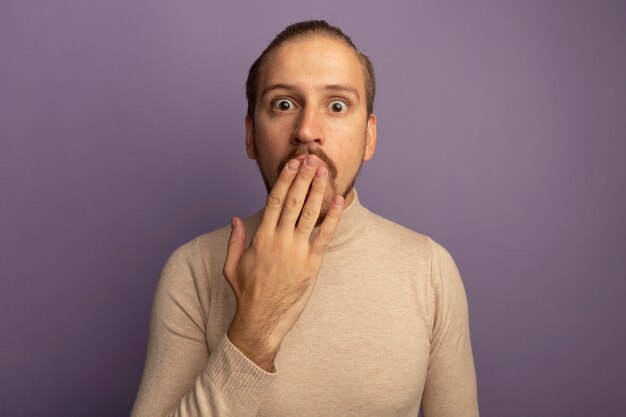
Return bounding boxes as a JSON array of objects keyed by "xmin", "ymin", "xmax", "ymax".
[{"xmin": 223, "ymin": 217, "xmax": 246, "ymax": 284}]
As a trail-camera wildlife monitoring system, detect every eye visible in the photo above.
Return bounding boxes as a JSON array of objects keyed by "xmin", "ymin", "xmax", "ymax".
[
  {"xmin": 328, "ymin": 100, "xmax": 348, "ymax": 113},
  {"xmin": 272, "ymin": 98, "xmax": 296, "ymax": 111}
]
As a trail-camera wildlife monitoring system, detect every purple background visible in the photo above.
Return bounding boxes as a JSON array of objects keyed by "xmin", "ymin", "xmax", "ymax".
[{"xmin": 2, "ymin": 1, "xmax": 625, "ymax": 416}]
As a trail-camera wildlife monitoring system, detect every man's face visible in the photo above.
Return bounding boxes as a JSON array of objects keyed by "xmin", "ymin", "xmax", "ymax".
[{"xmin": 245, "ymin": 35, "xmax": 377, "ymax": 220}]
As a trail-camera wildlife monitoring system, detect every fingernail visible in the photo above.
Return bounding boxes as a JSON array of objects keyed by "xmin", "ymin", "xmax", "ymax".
[
  {"xmin": 287, "ymin": 159, "xmax": 300, "ymax": 172},
  {"xmin": 305, "ymin": 154, "xmax": 317, "ymax": 167},
  {"xmin": 316, "ymin": 166, "xmax": 327, "ymax": 178}
]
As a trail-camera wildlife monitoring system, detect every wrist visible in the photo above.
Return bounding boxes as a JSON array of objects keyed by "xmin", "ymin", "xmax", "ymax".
[{"xmin": 227, "ymin": 318, "xmax": 281, "ymax": 372}]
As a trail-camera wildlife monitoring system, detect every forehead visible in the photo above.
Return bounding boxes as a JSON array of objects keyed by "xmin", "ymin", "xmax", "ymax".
[{"xmin": 258, "ymin": 36, "xmax": 366, "ymax": 96}]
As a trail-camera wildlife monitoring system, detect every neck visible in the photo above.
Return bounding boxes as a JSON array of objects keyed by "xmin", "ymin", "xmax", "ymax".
[
  {"xmin": 343, "ymin": 188, "xmax": 355, "ymax": 207},
  {"xmin": 311, "ymin": 188, "xmax": 369, "ymax": 249}
]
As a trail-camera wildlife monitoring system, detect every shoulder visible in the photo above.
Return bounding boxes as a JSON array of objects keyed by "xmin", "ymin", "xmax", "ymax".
[
  {"xmin": 160, "ymin": 212, "xmax": 261, "ymax": 284},
  {"xmin": 364, "ymin": 210, "xmax": 460, "ymax": 272},
  {"xmin": 154, "ymin": 223, "xmax": 230, "ymax": 298},
  {"xmin": 151, "ymin": 222, "xmax": 236, "ymax": 321},
  {"xmin": 162, "ymin": 225, "xmax": 230, "ymax": 273},
  {"xmin": 365, "ymin": 210, "xmax": 432, "ymax": 252}
]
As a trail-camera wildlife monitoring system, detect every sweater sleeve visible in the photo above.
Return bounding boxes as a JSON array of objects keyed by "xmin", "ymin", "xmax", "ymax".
[
  {"xmin": 421, "ymin": 239, "xmax": 479, "ymax": 417},
  {"xmin": 130, "ymin": 238, "xmax": 275, "ymax": 417}
]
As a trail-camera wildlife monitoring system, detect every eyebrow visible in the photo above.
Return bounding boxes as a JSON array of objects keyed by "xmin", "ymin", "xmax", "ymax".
[
  {"xmin": 260, "ymin": 83, "xmax": 361, "ymax": 101},
  {"xmin": 325, "ymin": 84, "xmax": 361, "ymax": 101}
]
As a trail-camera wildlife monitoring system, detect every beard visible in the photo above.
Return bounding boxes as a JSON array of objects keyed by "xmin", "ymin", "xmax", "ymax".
[{"xmin": 253, "ymin": 138, "xmax": 364, "ymax": 226}]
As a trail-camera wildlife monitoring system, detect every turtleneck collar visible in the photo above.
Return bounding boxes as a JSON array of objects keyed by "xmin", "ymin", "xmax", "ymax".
[{"xmin": 246, "ymin": 189, "xmax": 370, "ymax": 250}]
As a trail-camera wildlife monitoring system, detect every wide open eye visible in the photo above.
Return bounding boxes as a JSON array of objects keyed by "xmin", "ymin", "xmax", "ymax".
[
  {"xmin": 272, "ymin": 98, "xmax": 296, "ymax": 111},
  {"xmin": 328, "ymin": 100, "xmax": 348, "ymax": 113}
]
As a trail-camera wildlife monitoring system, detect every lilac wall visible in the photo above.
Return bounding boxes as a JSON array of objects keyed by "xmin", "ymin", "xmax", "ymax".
[{"xmin": 2, "ymin": 1, "xmax": 625, "ymax": 415}]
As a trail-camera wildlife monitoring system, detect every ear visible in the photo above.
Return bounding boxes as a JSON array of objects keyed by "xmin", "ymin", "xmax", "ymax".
[
  {"xmin": 363, "ymin": 113, "xmax": 377, "ymax": 161},
  {"xmin": 245, "ymin": 115, "xmax": 257, "ymax": 160}
]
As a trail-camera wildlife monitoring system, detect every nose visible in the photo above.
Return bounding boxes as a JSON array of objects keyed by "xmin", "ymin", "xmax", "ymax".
[{"xmin": 291, "ymin": 106, "xmax": 324, "ymax": 146}]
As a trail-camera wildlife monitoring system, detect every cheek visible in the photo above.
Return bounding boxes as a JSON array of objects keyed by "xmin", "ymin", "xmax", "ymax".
[
  {"xmin": 255, "ymin": 126, "xmax": 285, "ymax": 154},
  {"xmin": 327, "ymin": 119, "xmax": 351, "ymax": 137},
  {"xmin": 330, "ymin": 127, "xmax": 366, "ymax": 162},
  {"xmin": 327, "ymin": 117, "xmax": 367, "ymax": 148},
  {"xmin": 253, "ymin": 130, "xmax": 291, "ymax": 180},
  {"xmin": 255, "ymin": 117, "xmax": 293, "ymax": 148}
]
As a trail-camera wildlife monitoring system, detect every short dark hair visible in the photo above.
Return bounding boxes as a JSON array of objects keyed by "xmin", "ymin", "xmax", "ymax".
[{"xmin": 245, "ymin": 20, "xmax": 376, "ymax": 119}]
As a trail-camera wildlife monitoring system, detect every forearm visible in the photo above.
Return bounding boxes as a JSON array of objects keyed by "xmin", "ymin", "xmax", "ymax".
[
  {"xmin": 227, "ymin": 319, "xmax": 279, "ymax": 373},
  {"xmin": 221, "ymin": 155, "xmax": 343, "ymax": 373},
  {"xmin": 132, "ymin": 335, "xmax": 275, "ymax": 417}
]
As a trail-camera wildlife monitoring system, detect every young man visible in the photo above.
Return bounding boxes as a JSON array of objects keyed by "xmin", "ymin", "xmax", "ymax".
[{"xmin": 132, "ymin": 20, "xmax": 479, "ymax": 417}]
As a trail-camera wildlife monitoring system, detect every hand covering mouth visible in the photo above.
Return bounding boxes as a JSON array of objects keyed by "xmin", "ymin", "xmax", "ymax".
[{"xmin": 278, "ymin": 148, "xmax": 337, "ymax": 180}]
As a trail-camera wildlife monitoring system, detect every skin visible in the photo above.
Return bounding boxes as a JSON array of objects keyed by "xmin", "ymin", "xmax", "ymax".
[{"xmin": 222, "ymin": 35, "xmax": 377, "ymax": 371}]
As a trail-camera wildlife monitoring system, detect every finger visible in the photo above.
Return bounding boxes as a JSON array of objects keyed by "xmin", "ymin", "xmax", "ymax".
[
  {"xmin": 294, "ymin": 165, "xmax": 328, "ymax": 237},
  {"xmin": 222, "ymin": 217, "xmax": 247, "ymax": 288},
  {"xmin": 258, "ymin": 159, "xmax": 301, "ymax": 232},
  {"xmin": 310, "ymin": 195, "xmax": 345, "ymax": 255},
  {"xmin": 277, "ymin": 154, "xmax": 320, "ymax": 231}
]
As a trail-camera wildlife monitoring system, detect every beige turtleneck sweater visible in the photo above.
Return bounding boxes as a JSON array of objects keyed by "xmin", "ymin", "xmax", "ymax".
[{"xmin": 131, "ymin": 192, "xmax": 479, "ymax": 416}]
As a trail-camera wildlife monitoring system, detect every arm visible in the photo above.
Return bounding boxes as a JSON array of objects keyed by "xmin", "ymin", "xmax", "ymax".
[
  {"xmin": 223, "ymin": 154, "xmax": 344, "ymax": 371},
  {"xmin": 131, "ymin": 155, "xmax": 344, "ymax": 416},
  {"xmin": 421, "ymin": 239, "xmax": 480, "ymax": 417},
  {"xmin": 130, "ymin": 240, "xmax": 275, "ymax": 417}
]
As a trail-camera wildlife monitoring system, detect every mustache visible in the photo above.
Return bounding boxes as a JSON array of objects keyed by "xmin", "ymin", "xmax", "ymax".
[{"xmin": 277, "ymin": 148, "xmax": 338, "ymax": 181}]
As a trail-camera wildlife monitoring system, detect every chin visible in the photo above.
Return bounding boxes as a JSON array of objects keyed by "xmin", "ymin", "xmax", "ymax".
[{"xmin": 315, "ymin": 192, "xmax": 333, "ymax": 227}]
